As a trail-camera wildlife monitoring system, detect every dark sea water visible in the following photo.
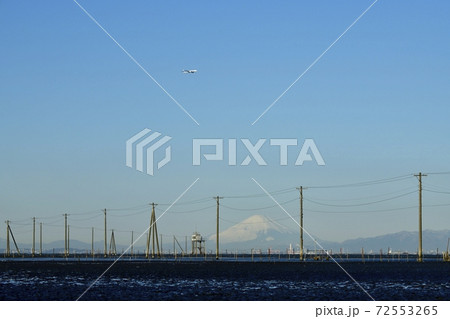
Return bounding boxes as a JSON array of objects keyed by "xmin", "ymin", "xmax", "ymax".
[{"xmin": 0, "ymin": 260, "xmax": 449, "ymax": 301}]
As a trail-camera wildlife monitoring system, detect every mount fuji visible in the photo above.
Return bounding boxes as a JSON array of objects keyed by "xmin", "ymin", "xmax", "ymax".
[{"xmin": 208, "ymin": 214, "xmax": 331, "ymax": 252}]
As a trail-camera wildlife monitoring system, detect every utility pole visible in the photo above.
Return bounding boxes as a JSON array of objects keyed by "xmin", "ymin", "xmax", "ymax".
[
  {"xmin": 104, "ymin": 209, "xmax": 107, "ymax": 257},
  {"xmin": 173, "ymin": 236, "xmax": 176, "ymax": 258},
  {"xmin": 32, "ymin": 217, "xmax": 36, "ymax": 257},
  {"xmin": 152, "ymin": 203, "xmax": 160, "ymax": 258},
  {"xmin": 215, "ymin": 196, "xmax": 223, "ymax": 260},
  {"xmin": 146, "ymin": 208, "xmax": 151, "ymax": 258},
  {"xmin": 91, "ymin": 227, "xmax": 94, "ymax": 258},
  {"xmin": 6, "ymin": 220, "xmax": 10, "ymax": 257},
  {"xmin": 109, "ymin": 230, "xmax": 116, "ymax": 256},
  {"xmin": 67, "ymin": 225, "xmax": 70, "ymax": 257},
  {"xmin": 415, "ymin": 172, "xmax": 427, "ymax": 262},
  {"xmin": 296, "ymin": 186, "xmax": 306, "ymax": 261},
  {"xmin": 6, "ymin": 222, "xmax": 21, "ymax": 256},
  {"xmin": 64, "ymin": 214, "xmax": 68, "ymax": 257},
  {"xmin": 131, "ymin": 231, "xmax": 134, "ymax": 256},
  {"xmin": 39, "ymin": 222, "xmax": 42, "ymax": 256},
  {"xmin": 146, "ymin": 203, "xmax": 160, "ymax": 258}
]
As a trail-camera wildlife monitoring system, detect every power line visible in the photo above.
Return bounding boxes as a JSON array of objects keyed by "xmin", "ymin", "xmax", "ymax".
[
  {"xmin": 307, "ymin": 174, "xmax": 414, "ymax": 189},
  {"xmin": 2, "ymin": 174, "xmax": 423, "ymax": 223},
  {"xmin": 157, "ymin": 197, "xmax": 212, "ymax": 206},
  {"xmin": 304, "ymin": 201, "xmax": 450, "ymax": 215},
  {"xmin": 106, "ymin": 204, "xmax": 149, "ymax": 211},
  {"xmin": 156, "ymin": 205, "xmax": 216, "ymax": 214},
  {"xmin": 70, "ymin": 213, "xmax": 103, "ymax": 221},
  {"xmin": 424, "ymin": 189, "xmax": 450, "ymax": 195},
  {"xmin": 223, "ymin": 188, "xmax": 297, "ymax": 199},
  {"xmin": 219, "ymin": 215, "xmax": 292, "ymax": 225},
  {"xmin": 423, "ymin": 181, "xmax": 450, "ymax": 191},
  {"xmin": 304, "ymin": 191, "xmax": 417, "ymax": 207},
  {"xmin": 221, "ymin": 198, "xmax": 298, "ymax": 211},
  {"xmin": 305, "ymin": 186, "xmax": 417, "ymax": 202},
  {"xmin": 425, "ymin": 171, "xmax": 450, "ymax": 175},
  {"xmin": 109, "ymin": 208, "xmax": 149, "ymax": 218},
  {"xmin": 305, "ymin": 205, "xmax": 418, "ymax": 215}
]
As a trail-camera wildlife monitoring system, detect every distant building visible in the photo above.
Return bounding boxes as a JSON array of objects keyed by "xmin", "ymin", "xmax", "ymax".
[{"xmin": 191, "ymin": 232, "xmax": 205, "ymax": 255}]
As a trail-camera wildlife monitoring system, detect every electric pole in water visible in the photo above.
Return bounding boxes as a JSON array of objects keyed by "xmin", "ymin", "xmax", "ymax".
[
  {"xmin": 415, "ymin": 172, "xmax": 427, "ymax": 262},
  {"xmin": 39, "ymin": 222, "xmax": 42, "ymax": 256},
  {"xmin": 215, "ymin": 196, "xmax": 223, "ymax": 260},
  {"xmin": 5, "ymin": 221, "xmax": 20, "ymax": 256},
  {"xmin": 131, "ymin": 231, "xmax": 134, "ymax": 256},
  {"xmin": 64, "ymin": 214, "xmax": 68, "ymax": 257},
  {"xmin": 296, "ymin": 186, "xmax": 306, "ymax": 260},
  {"xmin": 6, "ymin": 220, "xmax": 10, "ymax": 257},
  {"xmin": 146, "ymin": 203, "xmax": 160, "ymax": 258},
  {"xmin": 91, "ymin": 227, "xmax": 94, "ymax": 257},
  {"xmin": 104, "ymin": 209, "xmax": 107, "ymax": 257},
  {"xmin": 32, "ymin": 217, "xmax": 36, "ymax": 258},
  {"xmin": 68, "ymin": 225, "xmax": 70, "ymax": 256}
]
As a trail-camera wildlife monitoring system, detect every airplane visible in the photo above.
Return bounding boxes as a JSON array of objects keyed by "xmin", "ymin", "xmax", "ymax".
[{"xmin": 182, "ymin": 69, "xmax": 197, "ymax": 74}]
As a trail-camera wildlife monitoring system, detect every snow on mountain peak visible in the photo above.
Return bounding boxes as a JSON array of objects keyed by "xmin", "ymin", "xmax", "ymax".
[{"xmin": 209, "ymin": 214, "xmax": 292, "ymax": 244}]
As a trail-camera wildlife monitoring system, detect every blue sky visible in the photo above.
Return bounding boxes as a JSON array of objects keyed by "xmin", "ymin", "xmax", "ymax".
[{"xmin": 1, "ymin": 1, "xmax": 450, "ymax": 248}]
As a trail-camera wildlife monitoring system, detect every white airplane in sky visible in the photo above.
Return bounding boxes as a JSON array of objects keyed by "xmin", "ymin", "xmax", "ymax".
[{"xmin": 182, "ymin": 69, "xmax": 197, "ymax": 74}]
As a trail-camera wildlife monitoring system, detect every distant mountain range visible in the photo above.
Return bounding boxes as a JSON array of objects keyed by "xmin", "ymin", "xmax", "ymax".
[
  {"xmin": 1, "ymin": 215, "xmax": 449, "ymax": 254},
  {"xmin": 335, "ymin": 230, "xmax": 450, "ymax": 254},
  {"xmin": 0, "ymin": 238, "xmax": 142, "ymax": 255},
  {"xmin": 208, "ymin": 215, "xmax": 450, "ymax": 254}
]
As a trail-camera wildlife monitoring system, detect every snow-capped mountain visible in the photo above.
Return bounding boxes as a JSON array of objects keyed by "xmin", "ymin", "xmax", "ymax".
[
  {"xmin": 208, "ymin": 214, "xmax": 314, "ymax": 251},
  {"xmin": 210, "ymin": 215, "xmax": 293, "ymax": 244}
]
